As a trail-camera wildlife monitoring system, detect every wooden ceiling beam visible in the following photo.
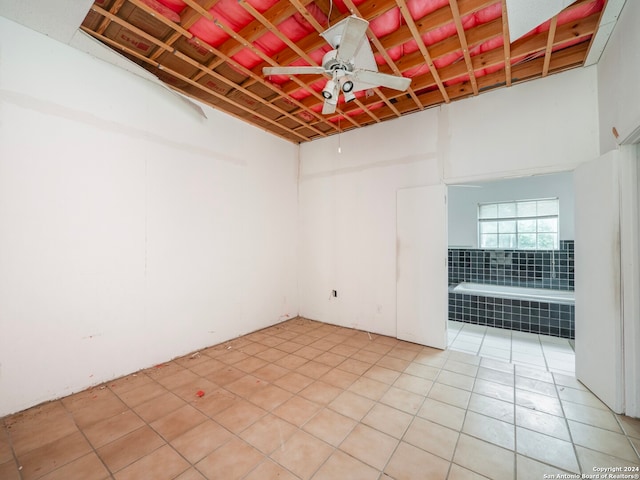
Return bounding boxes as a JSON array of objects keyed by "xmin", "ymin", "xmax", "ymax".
[
  {"xmin": 542, "ymin": 16, "xmax": 558, "ymax": 76},
  {"xmin": 89, "ymin": 3, "xmax": 335, "ymax": 137},
  {"xmin": 215, "ymin": 0, "xmax": 316, "ymax": 59},
  {"xmin": 266, "ymin": 0, "xmax": 498, "ymax": 72},
  {"xmin": 96, "ymin": 0, "xmax": 125, "ymax": 35},
  {"xmin": 81, "ymin": 26, "xmax": 310, "ymax": 142},
  {"xmin": 448, "ymin": 0, "xmax": 478, "ymax": 96},
  {"xmin": 289, "ymin": 0, "xmax": 324, "ymax": 32},
  {"xmin": 313, "ymin": 0, "xmax": 341, "ymax": 25},
  {"xmin": 342, "ymin": 0, "xmax": 424, "ymax": 111},
  {"xmin": 177, "ymin": 0, "xmax": 220, "ymax": 30},
  {"xmin": 319, "ymin": 40, "xmax": 590, "ymax": 121},
  {"xmin": 275, "ymin": 9, "xmax": 597, "ymax": 104},
  {"xmin": 204, "ymin": 5, "xmax": 361, "ymax": 128},
  {"xmin": 377, "ymin": 0, "xmax": 496, "ymax": 51},
  {"xmin": 509, "ymin": 13, "xmax": 599, "ymax": 60},
  {"xmin": 179, "ymin": 37, "xmax": 340, "ymax": 132},
  {"xmin": 513, "ymin": 42, "xmax": 589, "ymax": 81},
  {"xmin": 388, "ymin": 13, "xmax": 599, "ymax": 79},
  {"xmin": 125, "ymin": 0, "xmax": 196, "ymax": 62},
  {"xmin": 91, "ymin": 4, "xmax": 173, "ymax": 53},
  {"xmin": 501, "ymin": 0, "xmax": 511, "ymax": 86},
  {"xmin": 395, "ymin": 0, "xmax": 449, "ymax": 103}
]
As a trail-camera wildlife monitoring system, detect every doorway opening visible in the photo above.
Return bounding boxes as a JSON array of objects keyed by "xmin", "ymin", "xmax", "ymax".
[{"xmin": 446, "ymin": 173, "xmax": 576, "ymax": 375}]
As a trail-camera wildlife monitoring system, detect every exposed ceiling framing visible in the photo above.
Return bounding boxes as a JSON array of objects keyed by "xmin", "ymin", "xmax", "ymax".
[{"xmin": 77, "ymin": 0, "xmax": 607, "ymax": 143}]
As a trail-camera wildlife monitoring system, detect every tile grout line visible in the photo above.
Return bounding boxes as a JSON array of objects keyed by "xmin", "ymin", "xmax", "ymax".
[
  {"xmin": 551, "ymin": 371, "xmax": 584, "ymax": 475},
  {"xmin": 58, "ymin": 393, "xmax": 128, "ymax": 480}
]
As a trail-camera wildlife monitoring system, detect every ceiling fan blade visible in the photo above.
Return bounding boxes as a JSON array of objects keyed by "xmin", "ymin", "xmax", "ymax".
[
  {"xmin": 352, "ymin": 69, "xmax": 412, "ymax": 91},
  {"xmin": 322, "ymin": 99, "xmax": 338, "ymax": 115},
  {"xmin": 335, "ymin": 16, "xmax": 369, "ymax": 63},
  {"xmin": 263, "ymin": 66, "xmax": 325, "ymax": 76}
]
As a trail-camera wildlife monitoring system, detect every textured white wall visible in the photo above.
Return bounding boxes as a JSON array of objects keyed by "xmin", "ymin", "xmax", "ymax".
[
  {"xmin": 443, "ymin": 67, "xmax": 599, "ymax": 182},
  {"xmin": 0, "ymin": 17, "xmax": 299, "ymax": 416},
  {"xmin": 597, "ymin": 0, "xmax": 640, "ymax": 152}
]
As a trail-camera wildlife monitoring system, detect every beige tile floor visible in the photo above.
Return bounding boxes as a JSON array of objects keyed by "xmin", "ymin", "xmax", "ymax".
[
  {"xmin": 448, "ymin": 320, "xmax": 576, "ymax": 377},
  {"xmin": 1, "ymin": 317, "xmax": 638, "ymax": 480}
]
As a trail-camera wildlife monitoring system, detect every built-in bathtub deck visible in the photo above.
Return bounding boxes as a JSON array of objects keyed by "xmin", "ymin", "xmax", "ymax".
[{"xmin": 448, "ymin": 282, "xmax": 575, "ymax": 339}]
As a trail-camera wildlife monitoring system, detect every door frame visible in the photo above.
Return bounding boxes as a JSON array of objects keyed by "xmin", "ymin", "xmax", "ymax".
[{"xmin": 618, "ymin": 144, "xmax": 640, "ymax": 417}]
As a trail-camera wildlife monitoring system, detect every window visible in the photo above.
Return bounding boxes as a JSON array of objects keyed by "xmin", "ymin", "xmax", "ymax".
[{"xmin": 478, "ymin": 198, "xmax": 559, "ymax": 250}]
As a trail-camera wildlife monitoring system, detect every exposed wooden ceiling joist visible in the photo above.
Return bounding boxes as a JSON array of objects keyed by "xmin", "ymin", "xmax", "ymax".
[{"xmin": 78, "ymin": 0, "xmax": 606, "ymax": 142}]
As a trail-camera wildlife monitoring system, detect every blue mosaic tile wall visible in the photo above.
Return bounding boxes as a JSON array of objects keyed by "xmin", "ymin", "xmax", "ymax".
[
  {"xmin": 448, "ymin": 241, "xmax": 575, "ymax": 339},
  {"xmin": 448, "ymin": 240, "xmax": 574, "ymax": 290}
]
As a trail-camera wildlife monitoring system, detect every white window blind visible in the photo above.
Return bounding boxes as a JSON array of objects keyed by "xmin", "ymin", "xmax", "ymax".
[{"xmin": 478, "ymin": 198, "xmax": 559, "ymax": 250}]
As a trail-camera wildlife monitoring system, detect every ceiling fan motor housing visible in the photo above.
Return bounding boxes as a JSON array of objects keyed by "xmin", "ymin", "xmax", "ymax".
[{"xmin": 322, "ymin": 50, "xmax": 352, "ymax": 74}]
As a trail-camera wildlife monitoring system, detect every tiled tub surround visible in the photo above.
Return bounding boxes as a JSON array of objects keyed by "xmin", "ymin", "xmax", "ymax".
[
  {"xmin": 449, "ymin": 292, "xmax": 575, "ymax": 339},
  {"xmin": 448, "ymin": 242, "xmax": 575, "ymax": 339},
  {"xmin": 448, "ymin": 241, "xmax": 574, "ymax": 290}
]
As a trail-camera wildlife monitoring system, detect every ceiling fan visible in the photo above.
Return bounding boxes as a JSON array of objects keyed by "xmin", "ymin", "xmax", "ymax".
[{"xmin": 263, "ymin": 15, "xmax": 412, "ymax": 115}]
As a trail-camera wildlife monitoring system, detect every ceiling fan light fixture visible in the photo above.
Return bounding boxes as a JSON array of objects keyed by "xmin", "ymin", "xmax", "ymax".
[
  {"xmin": 340, "ymin": 77, "xmax": 354, "ymax": 93},
  {"xmin": 343, "ymin": 89, "xmax": 356, "ymax": 102},
  {"xmin": 322, "ymin": 79, "xmax": 337, "ymax": 99}
]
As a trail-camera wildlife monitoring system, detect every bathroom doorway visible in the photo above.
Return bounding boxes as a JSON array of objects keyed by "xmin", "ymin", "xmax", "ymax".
[{"xmin": 446, "ymin": 172, "xmax": 576, "ymax": 376}]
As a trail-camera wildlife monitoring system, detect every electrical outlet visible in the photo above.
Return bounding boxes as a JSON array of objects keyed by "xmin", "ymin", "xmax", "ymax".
[{"xmin": 332, "ymin": 290, "xmax": 337, "ymax": 297}]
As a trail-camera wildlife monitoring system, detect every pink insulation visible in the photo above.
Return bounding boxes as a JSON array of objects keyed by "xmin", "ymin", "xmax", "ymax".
[
  {"xmin": 406, "ymin": 0, "xmax": 449, "ymax": 21},
  {"xmin": 154, "ymin": 0, "xmax": 186, "ymax": 14},
  {"xmin": 369, "ymin": 9, "xmax": 402, "ymax": 37},
  {"xmin": 159, "ymin": 0, "xmax": 602, "ymax": 118},
  {"xmin": 140, "ymin": 0, "xmax": 180, "ymax": 22},
  {"xmin": 189, "ymin": 0, "xmax": 280, "ymax": 48},
  {"xmin": 422, "ymin": 21, "xmax": 457, "ymax": 46},
  {"xmin": 329, "ymin": 0, "xmax": 367, "ymax": 14}
]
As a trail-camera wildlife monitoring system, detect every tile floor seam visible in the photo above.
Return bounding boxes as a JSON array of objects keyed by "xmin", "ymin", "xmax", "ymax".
[
  {"xmin": 111, "ymin": 363, "xmax": 250, "ymax": 477},
  {"xmin": 614, "ymin": 412, "xmax": 640, "ymax": 461},
  {"xmin": 439, "ymin": 360, "xmax": 480, "ymax": 479},
  {"xmin": 97, "ymin": 379, "xmax": 199, "ymax": 478},
  {"xmin": 57, "ymin": 399, "xmax": 117, "ymax": 480},
  {"xmin": 271, "ymin": 427, "xmax": 336, "ymax": 479},
  {"xmin": 306, "ymin": 443, "xmax": 339, "ymax": 480},
  {"xmin": 552, "ymin": 370, "xmax": 583, "ymax": 474}
]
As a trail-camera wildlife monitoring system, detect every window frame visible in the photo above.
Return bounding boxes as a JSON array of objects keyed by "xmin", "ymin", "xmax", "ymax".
[{"xmin": 477, "ymin": 198, "xmax": 560, "ymax": 250}]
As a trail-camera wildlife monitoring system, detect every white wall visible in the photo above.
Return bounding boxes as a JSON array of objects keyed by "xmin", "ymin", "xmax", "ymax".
[
  {"xmin": 444, "ymin": 68, "xmax": 599, "ymax": 182},
  {"xmin": 448, "ymin": 172, "xmax": 575, "ymax": 248},
  {"xmin": 298, "ymin": 113, "xmax": 443, "ymax": 337},
  {"xmin": 299, "ymin": 66, "xmax": 599, "ymax": 337},
  {"xmin": 597, "ymin": 0, "xmax": 640, "ymax": 152},
  {"xmin": 596, "ymin": 0, "xmax": 640, "ymax": 417},
  {"xmin": 0, "ymin": 17, "xmax": 298, "ymax": 416}
]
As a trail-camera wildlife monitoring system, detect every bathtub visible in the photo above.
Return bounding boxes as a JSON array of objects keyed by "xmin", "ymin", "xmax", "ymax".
[
  {"xmin": 449, "ymin": 282, "xmax": 575, "ymax": 306},
  {"xmin": 448, "ymin": 282, "xmax": 575, "ymax": 339}
]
